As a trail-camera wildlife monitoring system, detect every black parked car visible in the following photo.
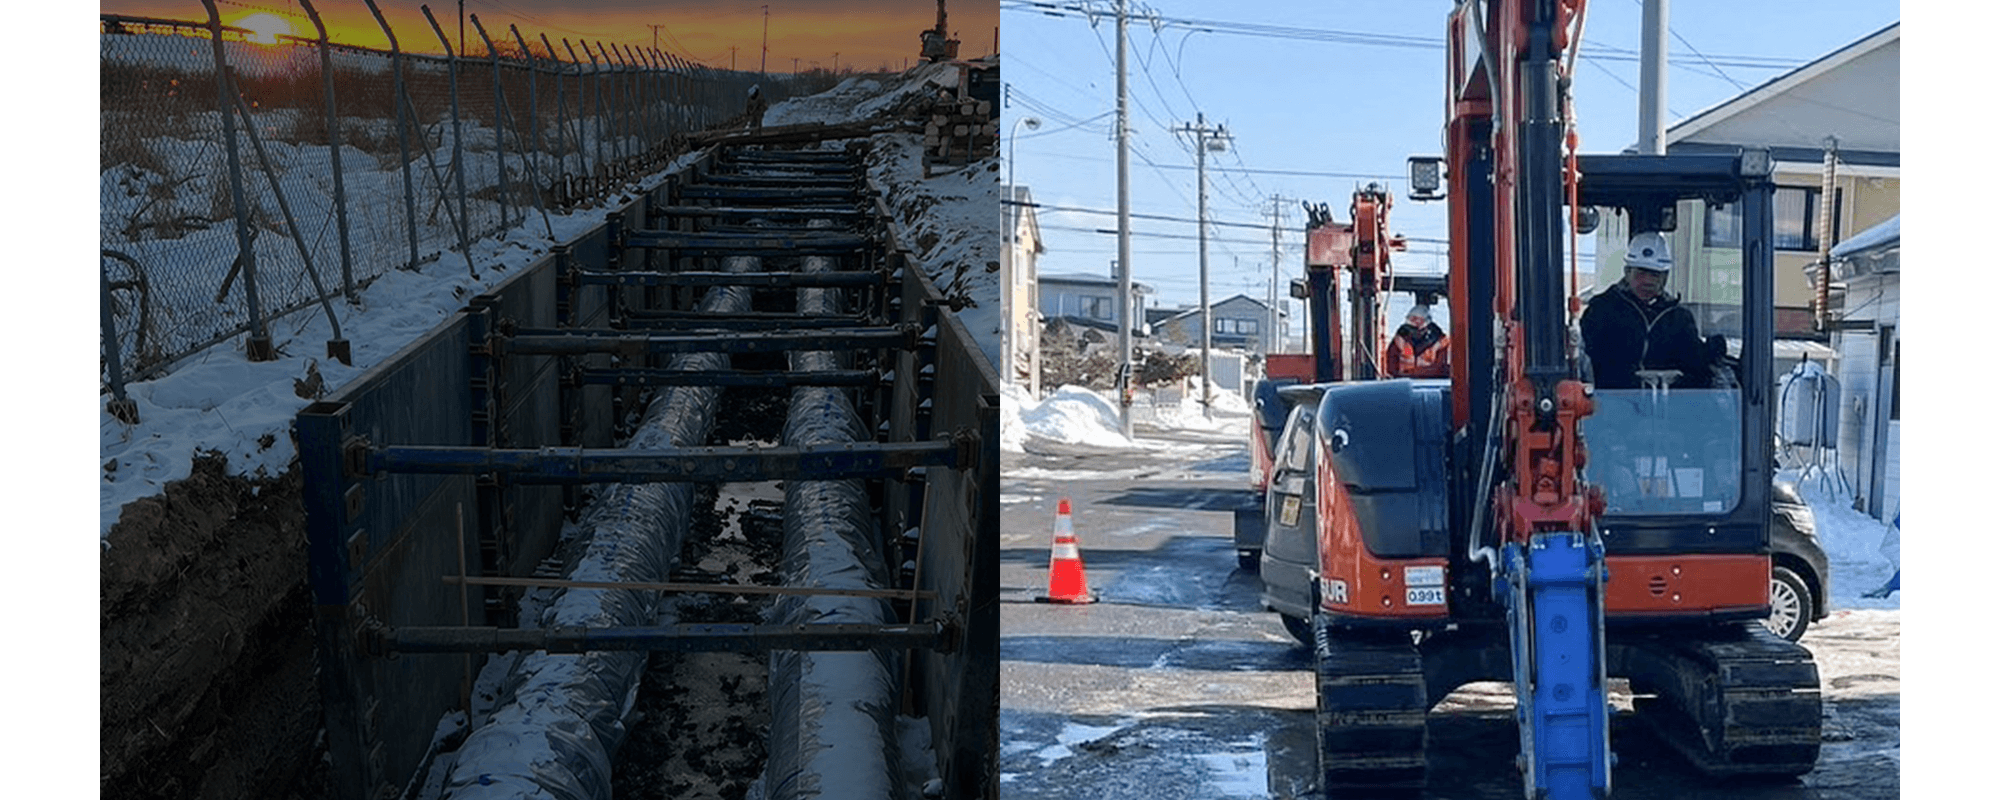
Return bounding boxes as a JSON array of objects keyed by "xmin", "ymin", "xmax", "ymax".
[
  {"xmin": 1766, "ymin": 480, "xmax": 1831, "ymax": 641},
  {"xmin": 1256, "ymin": 396, "xmax": 1832, "ymax": 646}
]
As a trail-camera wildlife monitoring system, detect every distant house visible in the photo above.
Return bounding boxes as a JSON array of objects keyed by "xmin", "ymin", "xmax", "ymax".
[
  {"xmin": 1003, "ymin": 185, "xmax": 1043, "ymax": 393},
  {"xmin": 1150, "ymin": 294, "xmax": 1281, "ymax": 354},
  {"xmin": 1827, "ymin": 215, "xmax": 1899, "ymax": 521},
  {"xmin": 1037, "ymin": 272, "xmax": 1150, "ymax": 336},
  {"xmin": 1592, "ymin": 23, "xmax": 1898, "ymax": 340}
]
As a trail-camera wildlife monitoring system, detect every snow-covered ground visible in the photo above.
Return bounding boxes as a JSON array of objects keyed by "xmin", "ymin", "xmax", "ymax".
[
  {"xmin": 98, "ymin": 61, "xmax": 1001, "ymax": 544},
  {"xmin": 1001, "ymin": 384, "xmax": 1902, "ymax": 612}
]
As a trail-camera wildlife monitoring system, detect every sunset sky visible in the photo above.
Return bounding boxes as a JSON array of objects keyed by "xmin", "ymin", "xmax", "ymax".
[{"xmin": 99, "ymin": 1, "xmax": 998, "ymax": 72}]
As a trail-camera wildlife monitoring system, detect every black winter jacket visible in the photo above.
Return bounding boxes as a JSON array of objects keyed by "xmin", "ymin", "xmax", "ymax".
[{"xmin": 1580, "ymin": 282, "xmax": 1709, "ymax": 390}]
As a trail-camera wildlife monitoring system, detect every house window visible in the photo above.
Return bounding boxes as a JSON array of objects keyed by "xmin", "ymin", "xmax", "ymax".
[
  {"xmin": 1774, "ymin": 187, "xmax": 1843, "ymax": 252},
  {"xmin": 1082, "ymin": 296, "xmax": 1112, "ymax": 320},
  {"xmin": 1215, "ymin": 318, "xmax": 1259, "ymax": 335}
]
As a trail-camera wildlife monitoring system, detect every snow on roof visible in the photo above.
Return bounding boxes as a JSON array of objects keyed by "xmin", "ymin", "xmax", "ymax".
[
  {"xmin": 1830, "ymin": 214, "xmax": 1899, "ymax": 259},
  {"xmin": 1829, "ymin": 214, "xmax": 1899, "ymax": 281}
]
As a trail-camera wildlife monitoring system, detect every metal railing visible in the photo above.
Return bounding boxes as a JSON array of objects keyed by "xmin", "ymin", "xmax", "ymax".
[{"xmin": 100, "ymin": 3, "xmax": 840, "ymax": 393}]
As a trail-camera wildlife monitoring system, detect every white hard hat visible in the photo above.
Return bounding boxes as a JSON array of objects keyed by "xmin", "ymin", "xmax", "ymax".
[
  {"xmin": 1624, "ymin": 231, "xmax": 1672, "ymax": 272},
  {"xmin": 1407, "ymin": 304, "xmax": 1431, "ymax": 323}
]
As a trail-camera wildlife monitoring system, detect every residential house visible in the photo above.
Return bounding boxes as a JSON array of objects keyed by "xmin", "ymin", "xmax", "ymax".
[
  {"xmin": 1826, "ymin": 215, "xmax": 1899, "ymax": 521},
  {"xmin": 1037, "ymin": 271, "xmax": 1150, "ymax": 336},
  {"xmin": 1151, "ymin": 294, "xmax": 1282, "ymax": 354},
  {"xmin": 1003, "ymin": 185, "xmax": 1043, "ymax": 393},
  {"xmin": 1592, "ymin": 23, "xmax": 1898, "ymax": 340}
]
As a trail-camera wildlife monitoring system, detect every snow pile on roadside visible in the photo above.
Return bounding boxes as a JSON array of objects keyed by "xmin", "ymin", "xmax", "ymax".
[
  {"xmin": 1019, "ymin": 385, "xmax": 1139, "ymax": 450},
  {"xmin": 1797, "ymin": 485, "xmax": 1901, "ymax": 611},
  {"xmin": 1145, "ymin": 383, "xmax": 1252, "ymax": 435},
  {"xmin": 998, "ymin": 383, "xmax": 1032, "ymax": 454}
]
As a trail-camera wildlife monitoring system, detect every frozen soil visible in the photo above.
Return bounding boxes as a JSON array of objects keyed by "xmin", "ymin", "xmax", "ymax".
[{"xmin": 98, "ymin": 453, "xmax": 330, "ymax": 800}]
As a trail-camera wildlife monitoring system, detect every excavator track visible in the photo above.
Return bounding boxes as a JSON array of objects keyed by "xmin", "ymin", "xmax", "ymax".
[
  {"xmin": 1615, "ymin": 621, "xmax": 1822, "ymax": 777},
  {"xmin": 1314, "ymin": 620, "xmax": 1428, "ymax": 795}
]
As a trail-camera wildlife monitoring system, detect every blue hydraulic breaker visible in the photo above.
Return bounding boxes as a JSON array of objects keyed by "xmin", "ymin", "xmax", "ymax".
[{"xmin": 1501, "ymin": 532, "xmax": 1613, "ymax": 799}]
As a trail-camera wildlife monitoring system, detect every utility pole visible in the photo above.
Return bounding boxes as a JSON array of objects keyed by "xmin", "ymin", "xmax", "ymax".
[
  {"xmin": 1638, "ymin": 0, "xmax": 1669, "ymax": 155},
  {"xmin": 730, "ymin": 45, "xmax": 737, "ymax": 71},
  {"xmin": 649, "ymin": 24, "xmax": 662, "ymax": 53},
  {"xmin": 1174, "ymin": 112, "xmax": 1230, "ymax": 418},
  {"xmin": 833, "ymin": 52, "xmax": 840, "ymax": 73},
  {"xmin": 761, "ymin": 5, "xmax": 769, "ymax": 75},
  {"xmin": 1114, "ymin": 0, "xmax": 1134, "ymax": 437},
  {"xmin": 1269, "ymin": 195, "xmax": 1284, "ymax": 355}
]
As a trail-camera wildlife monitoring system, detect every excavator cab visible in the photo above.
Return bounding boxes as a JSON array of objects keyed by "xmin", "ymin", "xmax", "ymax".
[{"xmin": 1572, "ymin": 149, "xmax": 1780, "ymax": 618}]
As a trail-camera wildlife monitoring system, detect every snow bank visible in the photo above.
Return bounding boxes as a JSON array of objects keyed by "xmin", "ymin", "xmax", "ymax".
[
  {"xmin": 1019, "ymin": 386, "xmax": 1139, "ymax": 449},
  {"xmin": 1797, "ymin": 483, "xmax": 1901, "ymax": 611}
]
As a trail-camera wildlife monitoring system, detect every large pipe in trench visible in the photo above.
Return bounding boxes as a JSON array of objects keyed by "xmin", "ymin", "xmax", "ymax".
[
  {"xmin": 439, "ymin": 255, "xmax": 756, "ymax": 800},
  {"xmin": 761, "ymin": 247, "xmax": 904, "ymax": 799}
]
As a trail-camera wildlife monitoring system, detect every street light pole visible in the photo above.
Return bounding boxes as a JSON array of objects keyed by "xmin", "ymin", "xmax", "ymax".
[{"xmin": 1006, "ymin": 116, "xmax": 1042, "ymax": 390}]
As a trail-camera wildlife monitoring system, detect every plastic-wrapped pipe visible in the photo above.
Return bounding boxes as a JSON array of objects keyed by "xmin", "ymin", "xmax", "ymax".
[
  {"xmin": 439, "ymin": 256, "xmax": 757, "ymax": 800},
  {"xmin": 761, "ymin": 251, "xmax": 903, "ymax": 800}
]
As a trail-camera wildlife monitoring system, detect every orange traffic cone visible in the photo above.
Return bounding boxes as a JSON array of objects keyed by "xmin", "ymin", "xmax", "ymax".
[{"xmin": 1039, "ymin": 498, "xmax": 1096, "ymax": 604}]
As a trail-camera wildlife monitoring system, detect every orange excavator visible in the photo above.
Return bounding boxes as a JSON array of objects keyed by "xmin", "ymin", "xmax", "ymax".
[{"xmin": 1295, "ymin": 1, "xmax": 1821, "ymax": 797}]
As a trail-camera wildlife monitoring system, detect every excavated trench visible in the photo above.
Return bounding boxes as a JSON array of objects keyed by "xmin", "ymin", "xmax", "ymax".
[{"xmin": 420, "ymin": 146, "xmax": 921, "ymax": 800}]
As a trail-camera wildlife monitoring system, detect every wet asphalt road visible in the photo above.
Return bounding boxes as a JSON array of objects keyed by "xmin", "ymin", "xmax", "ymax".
[{"xmin": 998, "ymin": 426, "xmax": 1900, "ymax": 799}]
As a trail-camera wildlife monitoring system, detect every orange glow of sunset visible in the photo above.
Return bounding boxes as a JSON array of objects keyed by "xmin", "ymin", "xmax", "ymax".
[{"xmin": 234, "ymin": 12, "xmax": 292, "ymax": 45}]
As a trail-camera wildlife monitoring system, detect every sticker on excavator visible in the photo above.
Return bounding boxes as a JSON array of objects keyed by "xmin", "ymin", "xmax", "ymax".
[
  {"xmin": 1404, "ymin": 565, "xmax": 1445, "ymax": 586},
  {"xmin": 1406, "ymin": 587, "xmax": 1446, "ymax": 605},
  {"xmin": 1279, "ymin": 495, "xmax": 1302, "ymax": 526}
]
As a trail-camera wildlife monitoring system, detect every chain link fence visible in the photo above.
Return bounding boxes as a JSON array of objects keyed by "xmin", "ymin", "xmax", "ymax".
[{"xmin": 101, "ymin": 5, "xmax": 819, "ymax": 400}]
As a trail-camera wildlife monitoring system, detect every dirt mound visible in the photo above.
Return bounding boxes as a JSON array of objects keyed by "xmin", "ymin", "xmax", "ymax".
[{"xmin": 100, "ymin": 453, "xmax": 328, "ymax": 799}]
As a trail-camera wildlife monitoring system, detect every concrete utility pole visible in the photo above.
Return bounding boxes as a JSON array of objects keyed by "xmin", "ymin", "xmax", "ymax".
[
  {"xmin": 1638, "ymin": 0, "xmax": 1669, "ymax": 155},
  {"xmin": 761, "ymin": 5, "xmax": 769, "ymax": 75},
  {"xmin": 1114, "ymin": 0, "xmax": 1134, "ymax": 437},
  {"xmin": 1174, "ymin": 112, "xmax": 1230, "ymax": 418},
  {"xmin": 1269, "ymin": 195, "xmax": 1285, "ymax": 355}
]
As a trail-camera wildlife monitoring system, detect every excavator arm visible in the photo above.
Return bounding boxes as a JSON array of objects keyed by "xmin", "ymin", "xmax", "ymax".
[{"xmin": 1450, "ymin": 1, "xmax": 1611, "ymax": 797}]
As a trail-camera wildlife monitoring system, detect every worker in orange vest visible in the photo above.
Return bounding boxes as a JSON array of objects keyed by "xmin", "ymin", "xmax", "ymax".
[{"xmin": 1385, "ymin": 304, "xmax": 1450, "ymax": 379}]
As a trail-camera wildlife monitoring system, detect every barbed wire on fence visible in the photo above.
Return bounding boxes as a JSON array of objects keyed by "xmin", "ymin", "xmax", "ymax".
[{"xmin": 101, "ymin": 7, "xmax": 846, "ymax": 394}]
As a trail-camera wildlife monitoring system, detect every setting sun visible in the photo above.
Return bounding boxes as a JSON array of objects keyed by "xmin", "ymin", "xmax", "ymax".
[{"xmin": 234, "ymin": 12, "xmax": 291, "ymax": 45}]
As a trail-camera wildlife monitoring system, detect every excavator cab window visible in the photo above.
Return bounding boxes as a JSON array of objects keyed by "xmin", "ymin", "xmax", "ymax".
[{"xmin": 1581, "ymin": 197, "xmax": 1752, "ymax": 518}]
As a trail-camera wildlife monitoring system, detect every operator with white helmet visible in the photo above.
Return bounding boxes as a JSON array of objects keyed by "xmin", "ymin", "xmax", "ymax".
[{"xmin": 1580, "ymin": 230, "xmax": 1713, "ymax": 390}]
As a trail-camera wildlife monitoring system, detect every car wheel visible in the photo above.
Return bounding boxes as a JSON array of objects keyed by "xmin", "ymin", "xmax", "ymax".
[
  {"xmin": 1763, "ymin": 566, "xmax": 1811, "ymax": 642},
  {"xmin": 1281, "ymin": 613, "xmax": 1314, "ymax": 647}
]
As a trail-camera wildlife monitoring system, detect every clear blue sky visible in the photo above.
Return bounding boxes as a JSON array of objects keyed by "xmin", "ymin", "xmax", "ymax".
[{"xmin": 1001, "ymin": 0, "xmax": 1901, "ymax": 318}]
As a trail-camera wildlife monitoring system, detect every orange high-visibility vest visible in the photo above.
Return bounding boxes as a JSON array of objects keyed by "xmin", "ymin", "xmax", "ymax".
[{"xmin": 1389, "ymin": 332, "xmax": 1450, "ymax": 378}]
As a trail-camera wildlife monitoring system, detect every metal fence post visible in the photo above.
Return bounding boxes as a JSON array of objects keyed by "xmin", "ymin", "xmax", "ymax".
[
  {"xmin": 476, "ymin": 16, "xmax": 552, "ymax": 239},
  {"xmin": 101, "ymin": 250, "xmax": 142, "ymax": 423},
  {"xmin": 364, "ymin": 0, "xmax": 421, "ymax": 272},
  {"xmin": 512, "ymin": 26, "xmax": 544, "ymax": 200},
  {"xmin": 225, "ymin": 84, "xmax": 351, "ymax": 364},
  {"xmin": 300, "ymin": 0, "xmax": 356, "ymax": 303},
  {"xmin": 470, "ymin": 14, "xmax": 512, "ymax": 232},
  {"xmin": 199, "ymin": 0, "xmax": 274, "ymax": 361},
  {"xmin": 580, "ymin": 40, "xmax": 606, "ymax": 189},
  {"xmin": 544, "ymin": 34, "xmax": 580, "ymax": 201},
  {"xmin": 420, "ymin": 5, "xmax": 473, "ymax": 274},
  {"xmin": 590, "ymin": 41, "xmax": 620, "ymax": 170}
]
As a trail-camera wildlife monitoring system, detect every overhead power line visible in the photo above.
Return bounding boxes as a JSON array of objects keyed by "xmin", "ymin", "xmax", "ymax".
[{"xmin": 1000, "ymin": 1, "xmax": 1805, "ymax": 70}]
